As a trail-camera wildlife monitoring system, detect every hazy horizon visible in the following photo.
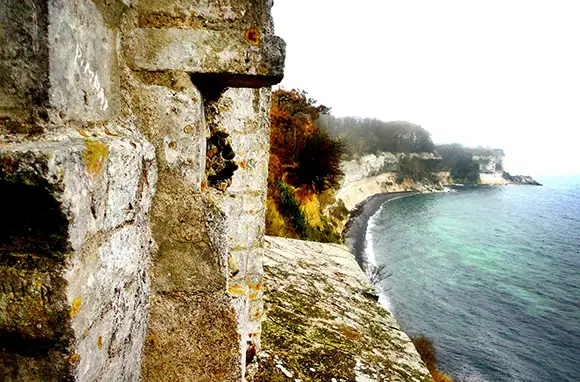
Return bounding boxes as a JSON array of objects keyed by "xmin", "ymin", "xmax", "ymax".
[{"xmin": 273, "ymin": 0, "xmax": 580, "ymax": 177}]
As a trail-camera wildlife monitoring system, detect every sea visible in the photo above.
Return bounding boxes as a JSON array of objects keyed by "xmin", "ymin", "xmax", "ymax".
[{"xmin": 364, "ymin": 176, "xmax": 580, "ymax": 382}]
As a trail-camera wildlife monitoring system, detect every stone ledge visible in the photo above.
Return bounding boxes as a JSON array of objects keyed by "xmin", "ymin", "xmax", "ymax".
[
  {"xmin": 252, "ymin": 236, "xmax": 434, "ymax": 382},
  {"xmin": 0, "ymin": 126, "xmax": 156, "ymax": 252},
  {"xmin": 126, "ymin": 28, "xmax": 285, "ymax": 87}
]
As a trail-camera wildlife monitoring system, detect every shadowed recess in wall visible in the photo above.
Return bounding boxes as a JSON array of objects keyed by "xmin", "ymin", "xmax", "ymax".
[{"xmin": 0, "ymin": 183, "xmax": 69, "ymax": 255}]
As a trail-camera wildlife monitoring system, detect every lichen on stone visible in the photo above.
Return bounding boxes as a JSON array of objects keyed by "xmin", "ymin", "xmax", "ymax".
[
  {"xmin": 251, "ymin": 237, "xmax": 434, "ymax": 382},
  {"xmin": 83, "ymin": 140, "xmax": 109, "ymax": 177}
]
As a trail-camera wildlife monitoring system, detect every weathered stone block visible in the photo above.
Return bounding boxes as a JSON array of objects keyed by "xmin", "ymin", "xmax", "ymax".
[
  {"xmin": 126, "ymin": 28, "xmax": 285, "ymax": 87},
  {"xmin": 215, "ymin": 88, "xmax": 272, "ymax": 134},
  {"xmin": 135, "ymin": 0, "xmax": 274, "ymax": 33},
  {"xmin": 141, "ymin": 293, "xmax": 243, "ymax": 382},
  {"xmin": 48, "ymin": 0, "xmax": 120, "ymax": 121},
  {"xmin": 66, "ymin": 225, "xmax": 151, "ymax": 382},
  {"xmin": 0, "ymin": 129, "xmax": 155, "ymax": 250},
  {"xmin": 132, "ymin": 77, "xmax": 206, "ymax": 191},
  {"xmin": 218, "ymin": 193, "xmax": 267, "ymax": 250},
  {"xmin": 0, "ymin": 264, "xmax": 69, "ymax": 342},
  {"xmin": 227, "ymin": 132, "xmax": 270, "ymax": 195},
  {"xmin": 0, "ymin": 0, "xmax": 122, "ymax": 122},
  {"xmin": 0, "ymin": 0, "xmax": 49, "ymax": 120},
  {"xmin": 0, "ymin": 126, "xmax": 156, "ymax": 380},
  {"xmin": 208, "ymin": 87, "xmax": 271, "ymax": 194}
]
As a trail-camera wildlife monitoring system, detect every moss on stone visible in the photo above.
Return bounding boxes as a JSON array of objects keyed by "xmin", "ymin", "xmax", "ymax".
[{"xmin": 255, "ymin": 237, "xmax": 435, "ymax": 381}]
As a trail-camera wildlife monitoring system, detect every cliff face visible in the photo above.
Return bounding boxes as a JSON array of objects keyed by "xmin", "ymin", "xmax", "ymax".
[
  {"xmin": 253, "ymin": 236, "xmax": 434, "ymax": 382},
  {"xmin": 341, "ymin": 152, "xmax": 442, "ymax": 184},
  {"xmin": 334, "ymin": 152, "xmax": 449, "ymax": 212}
]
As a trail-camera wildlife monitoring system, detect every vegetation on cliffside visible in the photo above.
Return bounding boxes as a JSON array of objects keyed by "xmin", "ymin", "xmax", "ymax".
[
  {"xmin": 265, "ymin": 88, "xmax": 513, "ymax": 242},
  {"xmin": 411, "ymin": 335, "xmax": 455, "ymax": 382},
  {"xmin": 265, "ymin": 89, "xmax": 344, "ymax": 243},
  {"xmin": 319, "ymin": 115, "xmax": 436, "ymax": 159}
]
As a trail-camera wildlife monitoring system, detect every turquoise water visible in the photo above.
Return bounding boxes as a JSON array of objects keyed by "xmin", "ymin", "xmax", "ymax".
[{"xmin": 366, "ymin": 182, "xmax": 580, "ymax": 381}]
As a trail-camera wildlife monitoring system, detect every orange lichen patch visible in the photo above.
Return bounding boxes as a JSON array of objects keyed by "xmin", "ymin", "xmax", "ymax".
[
  {"xmin": 68, "ymin": 354, "xmax": 81, "ymax": 365},
  {"xmin": 249, "ymin": 282, "xmax": 263, "ymax": 291},
  {"xmin": 228, "ymin": 283, "xmax": 248, "ymax": 296},
  {"xmin": 250, "ymin": 309, "xmax": 263, "ymax": 320},
  {"xmin": 70, "ymin": 296, "xmax": 82, "ymax": 319},
  {"xmin": 97, "ymin": 336, "xmax": 103, "ymax": 350},
  {"xmin": 248, "ymin": 291, "xmax": 260, "ymax": 300},
  {"xmin": 104, "ymin": 128, "xmax": 119, "ymax": 136},
  {"xmin": 77, "ymin": 129, "xmax": 90, "ymax": 138},
  {"xmin": 245, "ymin": 27, "xmax": 262, "ymax": 46},
  {"xmin": 239, "ymin": 160, "xmax": 247, "ymax": 170},
  {"xmin": 83, "ymin": 140, "xmax": 109, "ymax": 177},
  {"xmin": 201, "ymin": 180, "xmax": 207, "ymax": 192}
]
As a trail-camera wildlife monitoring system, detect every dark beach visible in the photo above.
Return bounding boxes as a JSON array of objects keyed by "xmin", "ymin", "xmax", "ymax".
[{"xmin": 342, "ymin": 191, "xmax": 416, "ymax": 266}]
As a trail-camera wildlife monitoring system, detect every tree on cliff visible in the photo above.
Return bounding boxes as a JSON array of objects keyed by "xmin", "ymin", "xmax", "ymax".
[
  {"xmin": 269, "ymin": 89, "xmax": 344, "ymax": 191},
  {"xmin": 267, "ymin": 89, "xmax": 344, "ymax": 243},
  {"xmin": 318, "ymin": 115, "xmax": 435, "ymax": 158},
  {"xmin": 436, "ymin": 143, "xmax": 481, "ymax": 184}
]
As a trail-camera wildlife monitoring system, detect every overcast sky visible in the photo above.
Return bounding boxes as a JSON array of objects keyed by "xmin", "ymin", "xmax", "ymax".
[{"xmin": 272, "ymin": 0, "xmax": 580, "ymax": 177}]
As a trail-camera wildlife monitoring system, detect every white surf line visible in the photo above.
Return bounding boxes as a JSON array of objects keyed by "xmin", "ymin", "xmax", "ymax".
[{"xmin": 363, "ymin": 193, "xmax": 417, "ymax": 311}]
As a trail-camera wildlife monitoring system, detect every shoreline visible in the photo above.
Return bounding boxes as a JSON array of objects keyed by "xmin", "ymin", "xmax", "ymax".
[{"xmin": 342, "ymin": 191, "xmax": 417, "ymax": 267}]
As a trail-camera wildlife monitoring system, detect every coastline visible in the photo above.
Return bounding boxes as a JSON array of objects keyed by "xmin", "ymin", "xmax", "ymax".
[{"xmin": 342, "ymin": 191, "xmax": 417, "ymax": 266}]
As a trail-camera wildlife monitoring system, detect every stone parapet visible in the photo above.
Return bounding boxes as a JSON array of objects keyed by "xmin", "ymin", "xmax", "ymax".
[
  {"xmin": 0, "ymin": 127, "xmax": 156, "ymax": 381},
  {"xmin": 0, "ymin": 0, "xmax": 284, "ymax": 380}
]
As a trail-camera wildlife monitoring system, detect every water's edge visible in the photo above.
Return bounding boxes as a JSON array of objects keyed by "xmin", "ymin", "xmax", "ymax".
[{"xmin": 343, "ymin": 191, "xmax": 417, "ymax": 267}]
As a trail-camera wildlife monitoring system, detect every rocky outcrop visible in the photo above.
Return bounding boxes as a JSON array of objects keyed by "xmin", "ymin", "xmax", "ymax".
[
  {"xmin": 473, "ymin": 153, "xmax": 504, "ymax": 174},
  {"xmin": 502, "ymin": 172, "xmax": 542, "ymax": 186},
  {"xmin": 253, "ymin": 236, "xmax": 434, "ymax": 382}
]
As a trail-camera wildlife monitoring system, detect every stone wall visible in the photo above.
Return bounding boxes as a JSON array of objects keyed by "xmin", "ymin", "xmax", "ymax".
[{"xmin": 0, "ymin": 1, "xmax": 284, "ymax": 381}]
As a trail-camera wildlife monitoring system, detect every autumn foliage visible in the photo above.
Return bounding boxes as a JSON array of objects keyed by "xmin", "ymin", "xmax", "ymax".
[
  {"xmin": 411, "ymin": 335, "xmax": 455, "ymax": 382},
  {"xmin": 266, "ymin": 89, "xmax": 344, "ymax": 242}
]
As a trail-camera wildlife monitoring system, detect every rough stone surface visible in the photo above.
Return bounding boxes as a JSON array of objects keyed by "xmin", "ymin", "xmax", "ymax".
[
  {"xmin": 126, "ymin": 28, "xmax": 285, "ymax": 87},
  {"xmin": 131, "ymin": 75, "xmax": 206, "ymax": 192},
  {"xmin": 0, "ymin": 0, "xmax": 122, "ymax": 123},
  {"xmin": 0, "ymin": 125, "xmax": 156, "ymax": 381},
  {"xmin": 47, "ymin": 0, "xmax": 120, "ymax": 121},
  {"xmin": 1, "ymin": 0, "xmax": 284, "ymax": 380},
  {"xmin": 252, "ymin": 237, "xmax": 434, "ymax": 382},
  {"xmin": 0, "ymin": 0, "xmax": 49, "ymax": 121},
  {"xmin": 135, "ymin": 0, "xmax": 275, "ymax": 34}
]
